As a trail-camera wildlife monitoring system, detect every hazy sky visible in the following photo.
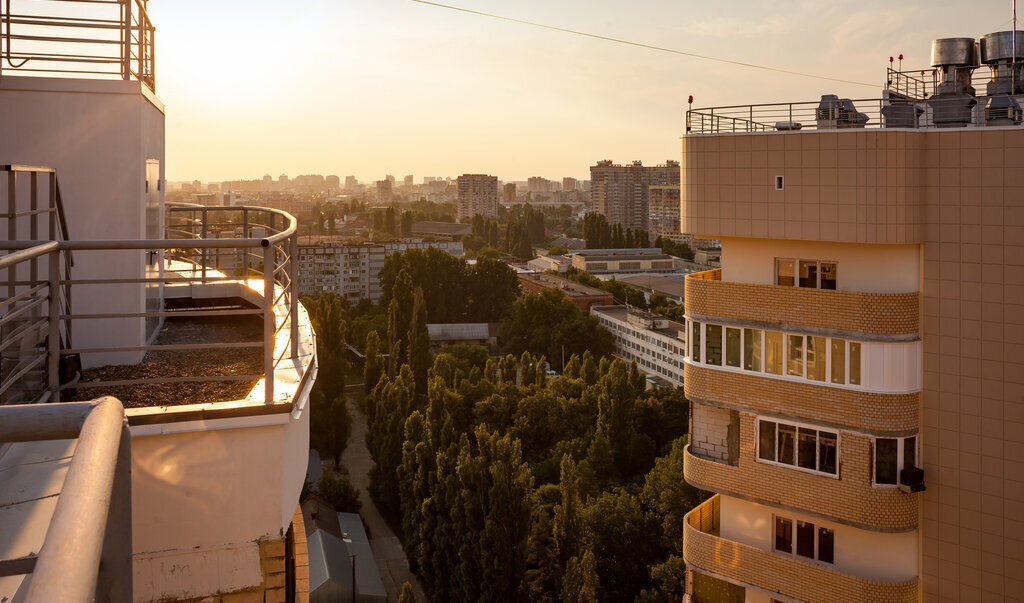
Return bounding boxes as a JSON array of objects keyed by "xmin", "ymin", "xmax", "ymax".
[{"xmin": 149, "ymin": 0, "xmax": 1016, "ymax": 183}]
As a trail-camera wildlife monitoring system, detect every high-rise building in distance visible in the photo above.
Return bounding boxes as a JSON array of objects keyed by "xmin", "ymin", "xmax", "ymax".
[
  {"xmin": 404, "ymin": 174, "xmax": 414, "ymax": 187},
  {"xmin": 376, "ymin": 179, "xmax": 393, "ymax": 204},
  {"xmin": 563, "ymin": 177, "xmax": 578, "ymax": 192},
  {"xmin": 345, "ymin": 175, "xmax": 357, "ymax": 190},
  {"xmin": 589, "ymin": 159, "xmax": 680, "ymax": 231},
  {"xmin": 456, "ymin": 174, "xmax": 498, "ymax": 220},
  {"xmin": 647, "ymin": 185, "xmax": 681, "ymax": 239},
  {"xmin": 504, "ymin": 182, "xmax": 517, "ymax": 205}
]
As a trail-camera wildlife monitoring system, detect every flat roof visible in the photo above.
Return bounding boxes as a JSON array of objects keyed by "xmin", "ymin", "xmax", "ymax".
[
  {"xmin": 618, "ymin": 275, "xmax": 686, "ymax": 298},
  {"xmin": 411, "ymin": 221, "xmax": 471, "ymax": 236},
  {"xmin": 576, "ymin": 253, "xmax": 674, "ymax": 262},
  {"xmin": 518, "ymin": 273, "xmax": 611, "ymax": 298}
]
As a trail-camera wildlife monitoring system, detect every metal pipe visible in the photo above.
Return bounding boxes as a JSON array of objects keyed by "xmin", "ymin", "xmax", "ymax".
[
  {"xmin": 289, "ymin": 233, "xmax": 299, "ymax": 359},
  {"xmin": 47, "ymin": 250, "xmax": 61, "ymax": 402},
  {"xmin": 97, "ymin": 422, "xmax": 132, "ymax": 602},
  {"xmin": 263, "ymin": 242, "xmax": 275, "ymax": 404},
  {"xmin": 21, "ymin": 397, "xmax": 127, "ymax": 603}
]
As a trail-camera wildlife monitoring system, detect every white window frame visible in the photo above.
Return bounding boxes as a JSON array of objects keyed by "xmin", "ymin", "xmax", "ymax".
[
  {"xmin": 755, "ymin": 417, "xmax": 841, "ymax": 479},
  {"xmin": 772, "ymin": 514, "xmax": 836, "ymax": 566},
  {"xmin": 871, "ymin": 435, "xmax": 918, "ymax": 488},
  {"xmin": 774, "ymin": 257, "xmax": 839, "ymax": 289}
]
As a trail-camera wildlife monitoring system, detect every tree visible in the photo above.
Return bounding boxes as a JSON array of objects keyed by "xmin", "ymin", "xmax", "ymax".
[
  {"xmin": 548, "ymin": 245, "xmax": 569, "ymax": 256},
  {"xmin": 467, "ymin": 256, "xmax": 520, "ymax": 322},
  {"xmin": 307, "ymin": 294, "xmax": 350, "ymax": 465},
  {"xmin": 385, "ymin": 206, "xmax": 397, "ymax": 234},
  {"xmin": 314, "ymin": 468, "xmax": 362, "ymax": 513},
  {"xmin": 364, "ymin": 331, "xmax": 384, "ymax": 397},
  {"xmin": 499, "ymin": 288, "xmax": 614, "ymax": 372},
  {"xmin": 409, "ymin": 287, "xmax": 432, "ymax": 396},
  {"xmin": 388, "ymin": 269, "xmax": 415, "ymax": 369},
  {"xmin": 399, "ymin": 582, "xmax": 416, "ymax": 603},
  {"xmin": 401, "ymin": 211, "xmax": 414, "ymax": 237},
  {"xmin": 561, "ymin": 549, "xmax": 599, "ymax": 603}
]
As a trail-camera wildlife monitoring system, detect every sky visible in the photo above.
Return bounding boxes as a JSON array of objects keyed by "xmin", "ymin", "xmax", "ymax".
[{"xmin": 148, "ymin": 0, "xmax": 1018, "ymax": 183}]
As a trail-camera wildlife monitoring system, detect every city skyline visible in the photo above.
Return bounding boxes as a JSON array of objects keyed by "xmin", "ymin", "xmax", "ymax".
[{"xmin": 149, "ymin": 0, "xmax": 1014, "ymax": 182}]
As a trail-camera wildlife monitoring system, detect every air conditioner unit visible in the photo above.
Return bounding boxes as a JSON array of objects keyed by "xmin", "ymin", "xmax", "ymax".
[{"xmin": 899, "ymin": 467, "xmax": 927, "ymax": 493}]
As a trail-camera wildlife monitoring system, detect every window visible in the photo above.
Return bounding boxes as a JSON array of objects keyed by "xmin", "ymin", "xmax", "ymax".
[
  {"xmin": 874, "ymin": 436, "xmax": 917, "ymax": 486},
  {"xmin": 765, "ymin": 331, "xmax": 783, "ymax": 374},
  {"xmin": 743, "ymin": 328, "xmax": 761, "ymax": 372},
  {"xmin": 774, "ymin": 515, "xmax": 835, "ymax": 565},
  {"xmin": 787, "ymin": 334, "xmax": 804, "ymax": 377},
  {"xmin": 775, "ymin": 175, "xmax": 785, "ymax": 190},
  {"xmin": 807, "ymin": 335, "xmax": 827, "ymax": 382},
  {"xmin": 706, "ymin": 324, "xmax": 723, "ymax": 366},
  {"xmin": 849, "ymin": 342, "xmax": 862, "ymax": 385},
  {"xmin": 776, "ymin": 259, "xmax": 795, "ymax": 286},
  {"xmin": 830, "ymin": 338, "xmax": 845, "ymax": 384},
  {"xmin": 691, "ymin": 321, "xmax": 701, "ymax": 362},
  {"xmin": 758, "ymin": 419, "xmax": 839, "ymax": 477},
  {"xmin": 776, "ymin": 258, "xmax": 838, "ymax": 289},
  {"xmin": 725, "ymin": 327, "xmax": 741, "ymax": 368}
]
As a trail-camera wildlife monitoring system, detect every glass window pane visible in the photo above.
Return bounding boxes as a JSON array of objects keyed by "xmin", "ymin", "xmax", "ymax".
[
  {"xmin": 818, "ymin": 527, "xmax": 835, "ymax": 564},
  {"xmin": 819, "ymin": 432, "xmax": 838, "ymax": 475},
  {"xmin": 798, "ymin": 428, "xmax": 817, "ymax": 470},
  {"xmin": 765, "ymin": 331, "xmax": 783, "ymax": 374},
  {"xmin": 776, "ymin": 259, "xmax": 795, "ymax": 286},
  {"xmin": 775, "ymin": 517, "xmax": 792, "ymax": 553},
  {"xmin": 744, "ymin": 328, "xmax": 761, "ymax": 372},
  {"xmin": 796, "ymin": 521, "xmax": 815, "ymax": 558},
  {"xmin": 875, "ymin": 438, "xmax": 899, "ymax": 484},
  {"xmin": 759, "ymin": 420, "xmax": 776, "ymax": 461},
  {"xmin": 778, "ymin": 424, "xmax": 796, "ymax": 465},
  {"xmin": 787, "ymin": 335, "xmax": 804, "ymax": 377},
  {"xmin": 830, "ymin": 339, "xmax": 846, "ymax": 384},
  {"xmin": 904, "ymin": 436, "xmax": 916, "ymax": 471},
  {"xmin": 820, "ymin": 262, "xmax": 837, "ymax": 290},
  {"xmin": 692, "ymin": 321, "xmax": 701, "ymax": 362},
  {"xmin": 807, "ymin": 336, "xmax": 827, "ymax": 381},
  {"xmin": 799, "ymin": 260, "xmax": 818, "ymax": 288},
  {"xmin": 706, "ymin": 325, "xmax": 723, "ymax": 366},
  {"xmin": 726, "ymin": 327, "xmax": 741, "ymax": 367},
  {"xmin": 849, "ymin": 342, "xmax": 861, "ymax": 385}
]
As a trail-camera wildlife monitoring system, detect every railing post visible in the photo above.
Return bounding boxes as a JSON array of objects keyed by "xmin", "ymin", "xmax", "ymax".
[
  {"xmin": 8, "ymin": 170, "xmax": 16, "ymax": 300},
  {"xmin": 289, "ymin": 233, "xmax": 299, "ymax": 359},
  {"xmin": 121, "ymin": 0, "xmax": 130, "ymax": 80},
  {"xmin": 47, "ymin": 250, "xmax": 61, "ymax": 403},
  {"xmin": 200, "ymin": 207, "xmax": 208, "ymax": 284},
  {"xmin": 263, "ymin": 241, "xmax": 275, "ymax": 403}
]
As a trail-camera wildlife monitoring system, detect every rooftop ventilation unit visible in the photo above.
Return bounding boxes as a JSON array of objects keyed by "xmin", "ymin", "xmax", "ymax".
[
  {"xmin": 980, "ymin": 31, "xmax": 1024, "ymax": 126},
  {"xmin": 815, "ymin": 95, "xmax": 869, "ymax": 129},
  {"xmin": 928, "ymin": 37, "xmax": 979, "ymax": 126}
]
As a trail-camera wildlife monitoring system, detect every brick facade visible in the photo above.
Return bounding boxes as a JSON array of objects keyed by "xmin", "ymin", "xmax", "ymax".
[
  {"xmin": 685, "ymin": 269, "xmax": 919, "ymax": 337},
  {"xmin": 685, "ymin": 409, "xmax": 920, "ymax": 530},
  {"xmin": 684, "ymin": 496, "xmax": 919, "ymax": 603},
  {"xmin": 684, "ymin": 362, "xmax": 919, "ymax": 433}
]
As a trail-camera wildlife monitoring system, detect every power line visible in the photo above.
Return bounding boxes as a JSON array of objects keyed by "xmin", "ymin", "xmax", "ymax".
[{"xmin": 409, "ymin": 0, "xmax": 877, "ymax": 89}]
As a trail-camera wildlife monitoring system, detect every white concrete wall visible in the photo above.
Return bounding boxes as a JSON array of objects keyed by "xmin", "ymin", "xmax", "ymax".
[
  {"xmin": 720, "ymin": 237, "xmax": 919, "ymax": 293},
  {"xmin": 0, "ymin": 77, "xmax": 165, "ymax": 368},
  {"xmin": 720, "ymin": 495, "xmax": 919, "ymax": 583},
  {"xmin": 692, "ymin": 403, "xmax": 731, "ymax": 462}
]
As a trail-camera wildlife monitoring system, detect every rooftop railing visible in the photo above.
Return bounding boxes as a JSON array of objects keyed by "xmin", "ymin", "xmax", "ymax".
[
  {"xmin": 0, "ymin": 170, "xmax": 305, "ymax": 406},
  {"xmin": 1, "ymin": 0, "xmax": 155, "ymax": 90}
]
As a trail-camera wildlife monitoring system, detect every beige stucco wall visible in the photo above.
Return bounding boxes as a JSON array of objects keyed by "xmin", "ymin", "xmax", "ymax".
[
  {"xmin": 0, "ymin": 77, "xmax": 165, "ymax": 368},
  {"xmin": 720, "ymin": 495, "xmax": 919, "ymax": 583},
  {"xmin": 721, "ymin": 236, "xmax": 920, "ymax": 293}
]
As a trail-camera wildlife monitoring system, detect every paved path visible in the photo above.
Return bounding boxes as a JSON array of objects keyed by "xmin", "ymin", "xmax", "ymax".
[{"xmin": 341, "ymin": 394, "xmax": 429, "ymax": 603}]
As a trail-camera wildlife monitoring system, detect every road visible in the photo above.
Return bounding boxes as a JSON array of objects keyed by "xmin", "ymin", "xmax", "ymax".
[{"xmin": 341, "ymin": 394, "xmax": 429, "ymax": 602}]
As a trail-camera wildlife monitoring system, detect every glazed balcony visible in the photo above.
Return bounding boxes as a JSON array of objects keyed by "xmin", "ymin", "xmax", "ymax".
[
  {"xmin": 684, "ymin": 269, "xmax": 919, "ymax": 338},
  {"xmin": 683, "ymin": 495, "xmax": 919, "ymax": 603},
  {"xmin": 683, "ymin": 432, "xmax": 919, "ymax": 531}
]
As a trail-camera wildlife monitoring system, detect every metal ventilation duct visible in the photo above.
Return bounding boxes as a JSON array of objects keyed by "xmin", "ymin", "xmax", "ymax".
[
  {"xmin": 979, "ymin": 31, "xmax": 1024, "ymax": 125},
  {"xmin": 928, "ymin": 37, "xmax": 979, "ymax": 127}
]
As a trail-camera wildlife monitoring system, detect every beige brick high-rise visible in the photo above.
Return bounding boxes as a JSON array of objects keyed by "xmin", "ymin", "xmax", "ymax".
[{"xmin": 680, "ymin": 42, "xmax": 1024, "ymax": 603}]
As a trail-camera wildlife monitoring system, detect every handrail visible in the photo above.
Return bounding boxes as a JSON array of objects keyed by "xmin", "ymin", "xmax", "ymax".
[
  {"xmin": 0, "ymin": 397, "xmax": 132, "ymax": 602},
  {"xmin": 1, "ymin": 0, "xmax": 155, "ymax": 90}
]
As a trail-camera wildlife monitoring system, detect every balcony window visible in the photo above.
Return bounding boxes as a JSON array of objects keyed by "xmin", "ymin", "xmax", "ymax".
[
  {"xmin": 706, "ymin": 325, "xmax": 723, "ymax": 366},
  {"xmin": 757, "ymin": 418, "xmax": 839, "ymax": 477},
  {"xmin": 874, "ymin": 436, "xmax": 917, "ymax": 486},
  {"xmin": 725, "ymin": 327, "xmax": 741, "ymax": 368},
  {"xmin": 776, "ymin": 258, "xmax": 839, "ymax": 289},
  {"xmin": 786, "ymin": 334, "xmax": 804, "ymax": 377},
  {"xmin": 743, "ymin": 328, "xmax": 761, "ymax": 371},
  {"xmin": 830, "ymin": 338, "xmax": 846, "ymax": 384},
  {"xmin": 690, "ymin": 320, "xmax": 701, "ymax": 362},
  {"xmin": 849, "ymin": 342, "xmax": 862, "ymax": 385},
  {"xmin": 774, "ymin": 515, "xmax": 835, "ymax": 565},
  {"xmin": 765, "ymin": 331, "xmax": 783, "ymax": 375},
  {"xmin": 776, "ymin": 259, "xmax": 796, "ymax": 286},
  {"xmin": 807, "ymin": 335, "xmax": 827, "ymax": 381}
]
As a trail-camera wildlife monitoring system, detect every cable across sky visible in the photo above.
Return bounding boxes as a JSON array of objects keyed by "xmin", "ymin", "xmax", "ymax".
[{"xmin": 409, "ymin": 0, "xmax": 878, "ymax": 89}]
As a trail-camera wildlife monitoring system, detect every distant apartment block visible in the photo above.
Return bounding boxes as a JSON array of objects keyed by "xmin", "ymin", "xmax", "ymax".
[
  {"xmin": 504, "ymin": 182, "xmax": 517, "ymax": 205},
  {"xmin": 456, "ymin": 173, "xmax": 499, "ymax": 220},
  {"xmin": 518, "ymin": 272, "xmax": 613, "ymax": 313},
  {"xmin": 647, "ymin": 184, "xmax": 681, "ymax": 239},
  {"xmin": 375, "ymin": 179, "xmax": 392, "ymax": 204},
  {"xmin": 298, "ymin": 238, "xmax": 464, "ymax": 301},
  {"xmin": 345, "ymin": 175, "xmax": 357, "ymax": 190},
  {"xmin": 589, "ymin": 159, "xmax": 680, "ymax": 231},
  {"xmin": 403, "ymin": 175, "xmax": 414, "ymax": 186},
  {"xmin": 562, "ymin": 177, "xmax": 578, "ymax": 192},
  {"xmin": 570, "ymin": 248, "xmax": 682, "ymax": 276},
  {"xmin": 591, "ymin": 305, "xmax": 686, "ymax": 387}
]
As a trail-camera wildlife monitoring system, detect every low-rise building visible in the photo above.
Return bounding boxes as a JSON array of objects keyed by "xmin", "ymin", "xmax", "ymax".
[
  {"xmin": 427, "ymin": 323, "xmax": 500, "ymax": 350},
  {"xmin": 383, "ymin": 239, "xmax": 464, "ymax": 258},
  {"xmin": 411, "ymin": 221, "xmax": 472, "ymax": 238},
  {"xmin": 591, "ymin": 305, "xmax": 686, "ymax": 387},
  {"xmin": 569, "ymin": 248, "xmax": 682, "ymax": 276},
  {"xmin": 526, "ymin": 254, "xmax": 571, "ymax": 273},
  {"xmin": 518, "ymin": 272, "xmax": 613, "ymax": 313}
]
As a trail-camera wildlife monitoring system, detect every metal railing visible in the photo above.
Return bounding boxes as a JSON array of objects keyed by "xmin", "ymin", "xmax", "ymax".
[
  {"xmin": 0, "ymin": 178, "xmax": 302, "ymax": 405},
  {"xmin": 0, "ymin": 397, "xmax": 132, "ymax": 602},
  {"xmin": 1, "ymin": 0, "xmax": 155, "ymax": 90},
  {"xmin": 686, "ymin": 98, "xmax": 898, "ymax": 134}
]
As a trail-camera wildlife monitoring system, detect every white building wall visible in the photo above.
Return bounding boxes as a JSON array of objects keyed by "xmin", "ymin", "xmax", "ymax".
[
  {"xmin": 0, "ymin": 77, "xmax": 166, "ymax": 368},
  {"xmin": 691, "ymin": 404, "xmax": 731, "ymax": 462},
  {"xmin": 720, "ymin": 236, "xmax": 919, "ymax": 293},
  {"xmin": 719, "ymin": 495, "xmax": 919, "ymax": 584}
]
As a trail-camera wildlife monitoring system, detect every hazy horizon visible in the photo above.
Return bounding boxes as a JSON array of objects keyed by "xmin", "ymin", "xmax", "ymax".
[{"xmin": 150, "ymin": 0, "xmax": 1017, "ymax": 182}]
